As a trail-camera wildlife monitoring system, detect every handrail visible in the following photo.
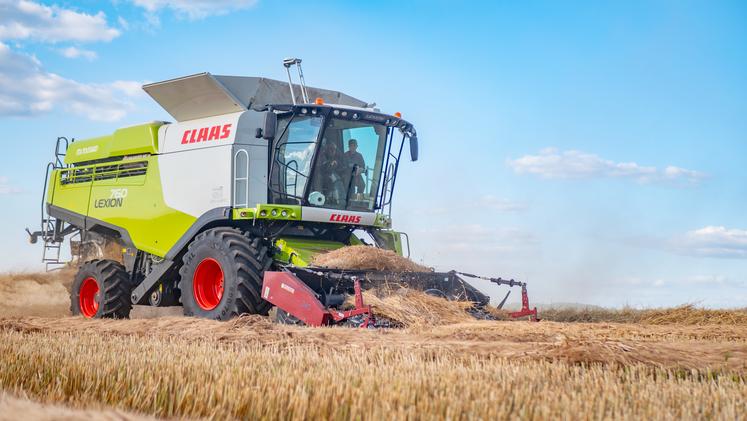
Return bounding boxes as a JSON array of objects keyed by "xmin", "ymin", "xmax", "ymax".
[
  {"xmin": 54, "ymin": 137, "xmax": 70, "ymax": 168},
  {"xmin": 40, "ymin": 162, "xmax": 55, "ymax": 234}
]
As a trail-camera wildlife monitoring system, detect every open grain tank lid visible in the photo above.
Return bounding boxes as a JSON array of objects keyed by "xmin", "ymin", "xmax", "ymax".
[{"xmin": 143, "ymin": 72, "xmax": 369, "ymax": 122}]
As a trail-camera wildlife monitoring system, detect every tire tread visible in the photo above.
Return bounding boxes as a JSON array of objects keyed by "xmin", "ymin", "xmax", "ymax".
[
  {"xmin": 71, "ymin": 259, "xmax": 132, "ymax": 319},
  {"xmin": 179, "ymin": 227, "xmax": 272, "ymax": 320}
]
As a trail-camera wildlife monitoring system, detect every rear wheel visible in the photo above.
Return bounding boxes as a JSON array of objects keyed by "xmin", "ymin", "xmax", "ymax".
[
  {"xmin": 179, "ymin": 227, "xmax": 272, "ymax": 320},
  {"xmin": 70, "ymin": 260, "xmax": 132, "ymax": 319}
]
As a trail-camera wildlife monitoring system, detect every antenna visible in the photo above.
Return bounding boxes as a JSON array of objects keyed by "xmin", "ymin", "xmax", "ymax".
[
  {"xmin": 282, "ymin": 57, "xmax": 310, "ymax": 104},
  {"xmin": 295, "ymin": 60, "xmax": 310, "ymax": 104}
]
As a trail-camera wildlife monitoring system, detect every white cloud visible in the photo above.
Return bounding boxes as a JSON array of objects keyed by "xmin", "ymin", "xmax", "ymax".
[
  {"xmin": 131, "ymin": 0, "xmax": 258, "ymax": 20},
  {"xmin": 0, "ymin": 0, "xmax": 119, "ymax": 43},
  {"xmin": 110, "ymin": 80, "xmax": 146, "ymax": 97},
  {"xmin": 58, "ymin": 46, "xmax": 97, "ymax": 60},
  {"xmin": 508, "ymin": 147, "xmax": 706, "ymax": 186},
  {"xmin": 682, "ymin": 275, "xmax": 745, "ymax": 287},
  {"xmin": 479, "ymin": 195, "xmax": 528, "ymax": 212},
  {"xmin": 673, "ymin": 226, "xmax": 747, "ymax": 259},
  {"xmin": 0, "ymin": 176, "xmax": 20, "ymax": 194},
  {"xmin": 117, "ymin": 16, "xmax": 130, "ymax": 31},
  {"xmin": 0, "ymin": 43, "xmax": 143, "ymax": 121}
]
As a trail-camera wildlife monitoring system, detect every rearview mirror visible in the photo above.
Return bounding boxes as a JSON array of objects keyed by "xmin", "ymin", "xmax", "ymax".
[
  {"xmin": 262, "ymin": 111, "xmax": 277, "ymax": 140},
  {"xmin": 409, "ymin": 135, "xmax": 418, "ymax": 162}
]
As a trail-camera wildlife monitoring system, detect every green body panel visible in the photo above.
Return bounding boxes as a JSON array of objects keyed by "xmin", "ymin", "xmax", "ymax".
[
  {"xmin": 49, "ymin": 156, "xmax": 196, "ymax": 257},
  {"xmin": 233, "ymin": 204, "xmax": 390, "ymax": 228},
  {"xmin": 232, "ymin": 204, "xmax": 301, "ymax": 221},
  {"xmin": 65, "ymin": 123, "xmax": 162, "ymax": 165},
  {"xmin": 274, "ymin": 238, "xmax": 348, "ymax": 266},
  {"xmin": 374, "ymin": 213, "xmax": 392, "ymax": 229},
  {"xmin": 48, "ymin": 169, "xmax": 91, "ymax": 216},
  {"xmin": 348, "ymin": 235, "xmax": 364, "ymax": 246},
  {"xmin": 373, "ymin": 230, "xmax": 406, "ymax": 256},
  {"xmin": 272, "ymin": 231, "xmax": 405, "ymax": 266}
]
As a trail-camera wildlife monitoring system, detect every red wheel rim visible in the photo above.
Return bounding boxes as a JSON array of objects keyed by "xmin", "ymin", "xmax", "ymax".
[
  {"xmin": 79, "ymin": 277, "xmax": 99, "ymax": 318},
  {"xmin": 193, "ymin": 258, "xmax": 224, "ymax": 311}
]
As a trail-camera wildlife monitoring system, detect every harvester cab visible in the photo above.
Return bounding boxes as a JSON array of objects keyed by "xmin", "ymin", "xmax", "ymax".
[{"xmin": 27, "ymin": 59, "xmax": 537, "ymax": 325}]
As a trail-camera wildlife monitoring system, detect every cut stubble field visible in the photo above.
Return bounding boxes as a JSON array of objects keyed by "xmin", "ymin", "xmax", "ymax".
[
  {"xmin": 1, "ymin": 316, "xmax": 746, "ymax": 420},
  {"xmin": 0, "ymin": 271, "xmax": 745, "ymax": 420}
]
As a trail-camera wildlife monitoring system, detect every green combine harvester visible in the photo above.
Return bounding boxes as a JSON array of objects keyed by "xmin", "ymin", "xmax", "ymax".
[{"xmin": 27, "ymin": 59, "xmax": 537, "ymax": 325}]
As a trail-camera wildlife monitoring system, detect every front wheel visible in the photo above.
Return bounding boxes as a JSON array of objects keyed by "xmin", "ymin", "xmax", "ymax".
[
  {"xmin": 179, "ymin": 227, "xmax": 272, "ymax": 320},
  {"xmin": 70, "ymin": 260, "xmax": 132, "ymax": 319}
]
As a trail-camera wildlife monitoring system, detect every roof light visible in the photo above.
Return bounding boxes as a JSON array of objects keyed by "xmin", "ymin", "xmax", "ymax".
[
  {"xmin": 394, "ymin": 112, "xmax": 402, "ymax": 118},
  {"xmin": 315, "ymin": 97, "xmax": 324, "ymax": 105}
]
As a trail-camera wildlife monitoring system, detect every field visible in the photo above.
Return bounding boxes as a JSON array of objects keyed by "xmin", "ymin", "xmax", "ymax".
[{"xmin": 0, "ymin": 271, "xmax": 745, "ymax": 420}]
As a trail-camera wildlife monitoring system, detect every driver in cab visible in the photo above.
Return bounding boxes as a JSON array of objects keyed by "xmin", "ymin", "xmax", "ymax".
[
  {"xmin": 318, "ymin": 140, "xmax": 344, "ymax": 204},
  {"xmin": 343, "ymin": 138, "xmax": 366, "ymax": 196}
]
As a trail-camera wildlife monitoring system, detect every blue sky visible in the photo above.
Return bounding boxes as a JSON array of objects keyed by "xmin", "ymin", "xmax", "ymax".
[{"xmin": 0, "ymin": 0, "xmax": 745, "ymax": 307}]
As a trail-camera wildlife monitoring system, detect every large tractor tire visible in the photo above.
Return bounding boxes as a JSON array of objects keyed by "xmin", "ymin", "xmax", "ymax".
[
  {"xmin": 179, "ymin": 227, "xmax": 272, "ymax": 320},
  {"xmin": 70, "ymin": 260, "xmax": 132, "ymax": 319}
]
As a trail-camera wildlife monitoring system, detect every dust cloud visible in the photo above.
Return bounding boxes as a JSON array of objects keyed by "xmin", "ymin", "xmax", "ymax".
[
  {"xmin": 0, "ymin": 271, "xmax": 72, "ymax": 317},
  {"xmin": 0, "ymin": 270, "xmax": 182, "ymax": 318}
]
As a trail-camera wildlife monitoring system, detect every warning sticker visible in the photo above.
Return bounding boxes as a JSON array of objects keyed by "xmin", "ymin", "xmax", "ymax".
[{"xmin": 280, "ymin": 283, "xmax": 295, "ymax": 294}]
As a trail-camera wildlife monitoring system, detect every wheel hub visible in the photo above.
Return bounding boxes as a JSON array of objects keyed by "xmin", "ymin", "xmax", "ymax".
[
  {"xmin": 149, "ymin": 289, "xmax": 162, "ymax": 306},
  {"xmin": 193, "ymin": 258, "xmax": 224, "ymax": 311},
  {"xmin": 79, "ymin": 277, "xmax": 99, "ymax": 318}
]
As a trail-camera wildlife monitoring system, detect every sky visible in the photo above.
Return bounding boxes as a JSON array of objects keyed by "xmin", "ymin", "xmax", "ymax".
[{"xmin": 0, "ymin": 0, "xmax": 745, "ymax": 308}]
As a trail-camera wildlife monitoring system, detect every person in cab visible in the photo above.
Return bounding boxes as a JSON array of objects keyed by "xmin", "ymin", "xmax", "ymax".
[{"xmin": 343, "ymin": 138, "xmax": 366, "ymax": 196}]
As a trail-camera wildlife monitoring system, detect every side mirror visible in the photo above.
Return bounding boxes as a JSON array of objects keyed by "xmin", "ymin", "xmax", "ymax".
[
  {"xmin": 262, "ymin": 111, "xmax": 277, "ymax": 140},
  {"xmin": 409, "ymin": 135, "xmax": 418, "ymax": 162}
]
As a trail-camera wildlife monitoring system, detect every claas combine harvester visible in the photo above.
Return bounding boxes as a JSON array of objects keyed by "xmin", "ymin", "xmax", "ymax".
[{"xmin": 27, "ymin": 59, "xmax": 538, "ymax": 326}]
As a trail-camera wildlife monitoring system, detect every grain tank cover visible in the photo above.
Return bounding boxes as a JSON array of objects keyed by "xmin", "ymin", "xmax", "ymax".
[
  {"xmin": 142, "ymin": 73, "xmax": 244, "ymax": 122},
  {"xmin": 143, "ymin": 72, "xmax": 369, "ymax": 122}
]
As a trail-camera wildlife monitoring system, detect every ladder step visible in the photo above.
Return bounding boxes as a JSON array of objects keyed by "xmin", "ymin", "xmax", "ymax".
[{"xmin": 45, "ymin": 262, "xmax": 67, "ymax": 272}]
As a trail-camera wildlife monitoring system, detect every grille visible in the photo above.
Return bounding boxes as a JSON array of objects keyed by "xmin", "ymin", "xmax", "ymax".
[{"xmin": 60, "ymin": 161, "xmax": 148, "ymax": 185}]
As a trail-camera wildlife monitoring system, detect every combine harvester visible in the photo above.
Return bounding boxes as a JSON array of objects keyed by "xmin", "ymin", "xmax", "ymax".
[{"xmin": 27, "ymin": 59, "xmax": 538, "ymax": 326}]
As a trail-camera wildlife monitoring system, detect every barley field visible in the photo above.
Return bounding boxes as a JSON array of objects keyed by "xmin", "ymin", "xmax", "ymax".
[{"xmin": 0, "ymin": 272, "xmax": 745, "ymax": 420}]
